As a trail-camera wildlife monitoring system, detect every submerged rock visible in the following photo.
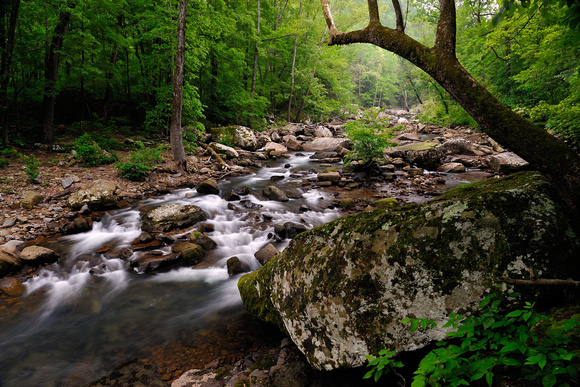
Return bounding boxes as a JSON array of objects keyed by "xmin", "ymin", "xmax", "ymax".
[{"xmin": 238, "ymin": 172, "xmax": 580, "ymax": 371}]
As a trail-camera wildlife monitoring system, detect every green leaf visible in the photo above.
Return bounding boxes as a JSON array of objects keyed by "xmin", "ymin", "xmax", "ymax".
[
  {"xmin": 542, "ymin": 374, "xmax": 557, "ymax": 387},
  {"xmin": 363, "ymin": 370, "xmax": 373, "ymax": 379},
  {"xmin": 410, "ymin": 318, "xmax": 420, "ymax": 333},
  {"xmin": 505, "ymin": 309, "xmax": 524, "ymax": 318},
  {"xmin": 501, "ymin": 357, "xmax": 522, "ymax": 367},
  {"xmin": 500, "ymin": 342, "xmax": 519, "ymax": 353},
  {"xmin": 486, "ymin": 371, "xmax": 494, "ymax": 387}
]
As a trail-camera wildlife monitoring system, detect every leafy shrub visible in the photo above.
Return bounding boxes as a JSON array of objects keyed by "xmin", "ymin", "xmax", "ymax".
[
  {"xmin": 117, "ymin": 146, "xmax": 164, "ymax": 181},
  {"xmin": 531, "ymin": 101, "xmax": 580, "ymax": 144},
  {"xmin": 0, "ymin": 158, "xmax": 8, "ymax": 168},
  {"xmin": 417, "ymin": 98, "xmax": 477, "ymax": 128},
  {"xmin": 344, "ymin": 108, "xmax": 397, "ymax": 168},
  {"xmin": 365, "ymin": 293, "xmax": 579, "ymax": 387},
  {"xmin": 73, "ymin": 133, "xmax": 118, "ymax": 166},
  {"xmin": 20, "ymin": 154, "xmax": 40, "ymax": 181},
  {"xmin": 183, "ymin": 123, "xmax": 204, "ymax": 153}
]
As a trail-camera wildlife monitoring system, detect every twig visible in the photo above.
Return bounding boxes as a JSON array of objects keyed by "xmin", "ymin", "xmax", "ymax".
[
  {"xmin": 502, "ymin": 276, "xmax": 580, "ymax": 287},
  {"xmin": 201, "ymin": 143, "xmax": 229, "ymax": 170}
]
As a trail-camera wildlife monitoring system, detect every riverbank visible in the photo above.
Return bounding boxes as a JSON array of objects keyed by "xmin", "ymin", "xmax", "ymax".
[{"xmin": 0, "ymin": 115, "xmax": 527, "ymax": 386}]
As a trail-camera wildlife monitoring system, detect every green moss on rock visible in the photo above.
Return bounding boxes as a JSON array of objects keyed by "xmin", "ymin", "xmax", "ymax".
[{"xmin": 238, "ymin": 172, "xmax": 580, "ymax": 371}]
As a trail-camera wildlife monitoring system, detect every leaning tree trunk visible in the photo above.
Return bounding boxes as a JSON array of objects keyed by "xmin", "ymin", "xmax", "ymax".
[
  {"xmin": 42, "ymin": 8, "xmax": 73, "ymax": 144},
  {"xmin": 321, "ymin": 0, "xmax": 580, "ymax": 228},
  {"xmin": 169, "ymin": 0, "xmax": 188, "ymax": 172}
]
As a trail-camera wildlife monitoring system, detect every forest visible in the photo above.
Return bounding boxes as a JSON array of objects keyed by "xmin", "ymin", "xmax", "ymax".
[{"xmin": 0, "ymin": 0, "xmax": 578, "ymax": 148}]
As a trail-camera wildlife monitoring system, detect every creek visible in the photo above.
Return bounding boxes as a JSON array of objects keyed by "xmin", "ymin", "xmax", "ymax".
[{"xmin": 0, "ymin": 152, "xmax": 491, "ymax": 386}]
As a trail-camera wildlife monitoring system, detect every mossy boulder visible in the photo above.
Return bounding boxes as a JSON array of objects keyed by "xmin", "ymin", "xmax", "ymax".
[
  {"xmin": 141, "ymin": 204, "xmax": 207, "ymax": 232},
  {"xmin": 210, "ymin": 125, "xmax": 258, "ymax": 151},
  {"xmin": 238, "ymin": 172, "xmax": 580, "ymax": 371}
]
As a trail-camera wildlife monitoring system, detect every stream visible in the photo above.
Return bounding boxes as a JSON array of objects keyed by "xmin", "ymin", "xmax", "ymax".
[{"xmin": 0, "ymin": 152, "xmax": 492, "ymax": 386}]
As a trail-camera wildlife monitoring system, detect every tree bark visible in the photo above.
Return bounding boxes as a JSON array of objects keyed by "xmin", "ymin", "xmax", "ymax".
[
  {"xmin": 251, "ymin": 0, "xmax": 260, "ymax": 98},
  {"xmin": 169, "ymin": 0, "xmax": 188, "ymax": 172},
  {"xmin": 42, "ymin": 6, "xmax": 73, "ymax": 144},
  {"xmin": 320, "ymin": 0, "xmax": 580, "ymax": 227},
  {"xmin": 287, "ymin": 33, "xmax": 298, "ymax": 123},
  {"xmin": 0, "ymin": 0, "xmax": 20, "ymax": 147}
]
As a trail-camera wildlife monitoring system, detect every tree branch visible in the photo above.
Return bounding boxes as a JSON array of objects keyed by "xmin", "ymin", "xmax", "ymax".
[
  {"xmin": 502, "ymin": 276, "xmax": 580, "ymax": 287},
  {"xmin": 392, "ymin": 0, "xmax": 405, "ymax": 32},
  {"xmin": 435, "ymin": 0, "xmax": 457, "ymax": 55},
  {"xmin": 368, "ymin": 0, "xmax": 381, "ymax": 25},
  {"xmin": 321, "ymin": 0, "xmax": 339, "ymax": 36}
]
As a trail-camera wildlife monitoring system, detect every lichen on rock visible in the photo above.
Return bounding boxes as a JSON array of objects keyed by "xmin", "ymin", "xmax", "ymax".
[{"xmin": 238, "ymin": 172, "xmax": 580, "ymax": 371}]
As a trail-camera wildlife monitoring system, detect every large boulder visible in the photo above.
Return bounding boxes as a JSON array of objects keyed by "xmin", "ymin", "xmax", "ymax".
[
  {"xmin": 20, "ymin": 246, "xmax": 60, "ymax": 265},
  {"xmin": 67, "ymin": 180, "xmax": 119, "ymax": 210},
  {"xmin": 302, "ymin": 138, "xmax": 350, "ymax": 152},
  {"xmin": 238, "ymin": 172, "xmax": 580, "ymax": 371},
  {"xmin": 0, "ymin": 249, "xmax": 21, "ymax": 277},
  {"xmin": 386, "ymin": 142, "xmax": 443, "ymax": 170},
  {"xmin": 141, "ymin": 204, "xmax": 207, "ymax": 232},
  {"xmin": 210, "ymin": 125, "xmax": 258, "ymax": 151},
  {"xmin": 489, "ymin": 152, "xmax": 529, "ymax": 173}
]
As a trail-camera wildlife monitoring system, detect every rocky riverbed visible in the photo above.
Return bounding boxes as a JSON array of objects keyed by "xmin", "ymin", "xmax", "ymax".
[{"xmin": 0, "ymin": 111, "xmax": 532, "ymax": 386}]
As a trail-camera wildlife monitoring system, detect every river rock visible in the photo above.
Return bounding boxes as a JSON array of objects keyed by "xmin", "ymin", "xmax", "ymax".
[
  {"xmin": 67, "ymin": 180, "xmax": 119, "ymax": 210},
  {"xmin": 397, "ymin": 132, "xmax": 421, "ymax": 141},
  {"xmin": 283, "ymin": 135, "xmax": 304, "ymax": 151},
  {"xmin": 0, "ymin": 249, "xmax": 21, "ymax": 277},
  {"xmin": 437, "ymin": 162, "xmax": 466, "ymax": 173},
  {"xmin": 172, "ymin": 242, "xmax": 205, "ymax": 265},
  {"xmin": 210, "ymin": 125, "xmax": 258, "ymax": 151},
  {"xmin": 302, "ymin": 138, "xmax": 350, "ymax": 152},
  {"xmin": 20, "ymin": 246, "xmax": 60, "ymax": 265},
  {"xmin": 141, "ymin": 204, "xmax": 207, "ymax": 232},
  {"xmin": 264, "ymin": 142, "xmax": 288, "ymax": 154},
  {"xmin": 254, "ymin": 243, "xmax": 279, "ymax": 265},
  {"xmin": 196, "ymin": 179, "xmax": 219, "ymax": 195},
  {"xmin": 0, "ymin": 277, "xmax": 25, "ymax": 296},
  {"xmin": 283, "ymin": 222, "xmax": 307, "ymax": 239},
  {"xmin": 263, "ymin": 186, "xmax": 289, "ymax": 202},
  {"xmin": 227, "ymin": 256, "xmax": 250, "ymax": 276},
  {"xmin": 131, "ymin": 252, "xmax": 182, "ymax": 274},
  {"xmin": 489, "ymin": 152, "xmax": 529, "ymax": 173},
  {"xmin": 21, "ymin": 191, "xmax": 43, "ymax": 209},
  {"xmin": 211, "ymin": 142, "xmax": 239, "ymax": 159},
  {"xmin": 314, "ymin": 126, "xmax": 333, "ymax": 138},
  {"xmin": 317, "ymin": 171, "xmax": 341, "ymax": 184},
  {"xmin": 238, "ymin": 171, "xmax": 580, "ymax": 370},
  {"xmin": 62, "ymin": 217, "xmax": 93, "ymax": 234},
  {"xmin": 189, "ymin": 231, "xmax": 217, "ymax": 251},
  {"xmin": 440, "ymin": 138, "xmax": 492, "ymax": 156},
  {"xmin": 387, "ymin": 142, "xmax": 443, "ymax": 170}
]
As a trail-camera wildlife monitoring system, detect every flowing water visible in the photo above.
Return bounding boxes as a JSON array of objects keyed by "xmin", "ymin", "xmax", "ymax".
[{"xmin": 0, "ymin": 152, "xmax": 493, "ymax": 386}]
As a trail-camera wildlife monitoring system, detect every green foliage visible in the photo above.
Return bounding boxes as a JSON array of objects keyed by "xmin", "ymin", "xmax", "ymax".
[
  {"xmin": 73, "ymin": 133, "xmax": 118, "ymax": 166},
  {"xmin": 343, "ymin": 108, "xmax": 397, "ymax": 167},
  {"xmin": 0, "ymin": 158, "xmax": 9, "ymax": 169},
  {"xmin": 20, "ymin": 154, "xmax": 40, "ymax": 181},
  {"xmin": 183, "ymin": 123, "xmax": 204, "ymax": 153},
  {"xmin": 364, "ymin": 350, "xmax": 405, "ymax": 384},
  {"xmin": 531, "ymin": 101, "xmax": 580, "ymax": 144},
  {"xmin": 117, "ymin": 145, "xmax": 164, "ymax": 181},
  {"xmin": 417, "ymin": 98, "xmax": 477, "ymax": 128},
  {"xmin": 365, "ymin": 293, "xmax": 580, "ymax": 386}
]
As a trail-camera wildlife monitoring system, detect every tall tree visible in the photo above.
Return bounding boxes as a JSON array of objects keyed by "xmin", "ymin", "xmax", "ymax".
[
  {"xmin": 320, "ymin": 0, "xmax": 580, "ymax": 226},
  {"xmin": 170, "ymin": 0, "xmax": 188, "ymax": 171},
  {"xmin": 0, "ymin": 0, "xmax": 20, "ymax": 146},
  {"xmin": 42, "ymin": 3, "xmax": 74, "ymax": 144}
]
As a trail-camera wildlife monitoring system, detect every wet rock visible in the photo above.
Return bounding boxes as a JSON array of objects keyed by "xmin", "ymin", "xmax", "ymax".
[
  {"xmin": 407, "ymin": 168, "xmax": 424, "ymax": 177},
  {"xmin": 274, "ymin": 224, "xmax": 287, "ymax": 240},
  {"xmin": 254, "ymin": 243, "xmax": 279, "ymax": 265},
  {"xmin": 20, "ymin": 246, "xmax": 60, "ymax": 265},
  {"xmin": 283, "ymin": 188, "xmax": 304, "ymax": 199},
  {"xmin": 21, "ymin": 191, "xmax": 44, "ymax": 209},
  {"xmin": 118, "ymin": 248, "xmax": 133, "ymax": 259},
  {"xmin": 141, "ymin": 204, "xmax": 207, "ymax": 233},
  {"xmin": 67, "ymin": 180, "xmax": 119, "ymax": 210},
  {"xmin": 0, "ymin": 277, "xmax": 25, "ymax": 296},
  {"xmin": 302, "ymin": 137, "xmax": 350, "ymax": 152},
  {"xmin": 283, "ymin": 222, "xmax": 307, "ymax": 239},
  {"xmin": 239, "ymin": 172, "xmax": 580, "ymax": 371},
  {"xmin": 233, "ymin": 185, "xmax": 253, "ymax": 196},
  {"xmin": 438, "ymin": 162, "xmax": 466, "ymax": 173},
  {"xmin": 209, "ymin": 142, "xmax": 239, "ymax": 159},
  {"xmin": 171, "ymin": 369, "xmax": 221, "ymax": 387},
  {"xmin": 157, "ymin": 233, "xmax": 175, "ymax": 244},
  {"xmin": 87, "ymin": 358, "xmax": 166, "ymax": 387},
  {"xmin": 62, "ymin": 216, "xmax": 93, "ymax": 234},
  {"xmin": 263, "ymin": 186, "xmax": 289, "ymax": 202},
  {"xmin": 222, "ymin": 190, "xmax": 240, "ymax": 201},
  {"xmin": 264, "ymin": 142, "xmax": 288, "ymax": 154},
  {"xmin": 197, "ymin": 179, "xmax": 220, "ymax": 195},
  {"xmin": 131, "ymin": 252, "xmax": 183, "ymax": 274},
  {"xmin": 489, "ymin": 152, "xmax": 529, "ymax": 173},
  {"xmin": 387, "ymin": 142, "xmax": 443, "ymax": 170},
  {"xmin": 0, "ymin": 249, "xmax": 21, "ymax": 277},
  {"xmin": 440, "ymin": 138, "xmax": 493, "ymax": 156},
  {"xmin": 227, "ymin": 256, "xmax": 250, "ymax": 276},
  {"xmin": 189, "ymin": 231, "xmax": 217, "ymax": 251},
  {"xmin": 397, "ymin": 132, "xmax": 421, "ymax": 141},
  {"xmin": 172, "ymin": 242, "xmax": 205, "ymax": 265},
  {"xmin": 317, "ymin": 171, "xmax": 341, "ymax": 184},
  {"xmin": 340, "ymin": 198, "xmax": 355, "ymax": 210}
]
